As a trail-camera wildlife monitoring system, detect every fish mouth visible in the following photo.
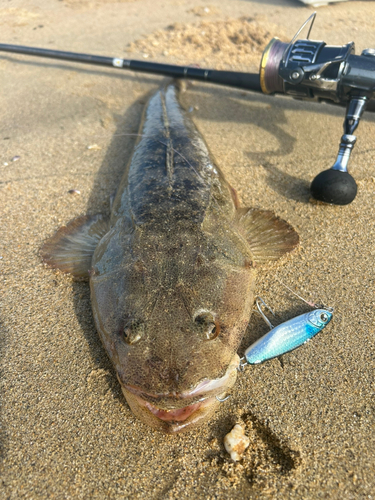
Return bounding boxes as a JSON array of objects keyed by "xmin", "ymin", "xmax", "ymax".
[{"xmin": 120, "ymin": 354, "xmax": 239, "ymax": 433}]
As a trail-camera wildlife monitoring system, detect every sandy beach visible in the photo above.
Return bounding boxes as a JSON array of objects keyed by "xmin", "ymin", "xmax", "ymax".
[{"xmin": 1, "ymin": 0, "xmax": 375, "ymax": 498}]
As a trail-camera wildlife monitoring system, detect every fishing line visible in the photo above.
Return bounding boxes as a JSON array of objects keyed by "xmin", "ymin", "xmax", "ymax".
[{"xmin": 276, "ymin": 279, "xmax": 318, "ymax": 308}]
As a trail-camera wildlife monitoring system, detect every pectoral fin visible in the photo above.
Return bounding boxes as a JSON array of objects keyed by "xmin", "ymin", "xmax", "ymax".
[
  {"xmin": 40, "ymin": 215, "xmax": 110, "ymax": 279},
  {"xmin": 236, "ymin": 207, "xmax": 299, "ymax": 263}
]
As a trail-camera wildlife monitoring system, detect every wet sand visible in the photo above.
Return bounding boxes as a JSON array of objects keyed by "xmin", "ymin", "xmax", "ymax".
[{"xmin": 1, "ymin": 0, "xmax": 375, "ymax": 498}]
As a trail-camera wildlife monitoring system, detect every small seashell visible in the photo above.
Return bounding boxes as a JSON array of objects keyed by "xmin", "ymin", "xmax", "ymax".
[
  {"xmin": 68, "ymin": 189, "xmax": 81, "ymax": 195},
  {"xmin": 87, "ymin": 144, "xmax": 101, "ymax": 150},
  {"xmin": 3, "ymin": 162, "xmax": 9, "ymax": 166},
  {"xmin": 224, "ymin": 424, "xmax": 250, "ymax": 462},
  {"xmin": 11, "ymin": 156, "xmax": 20, "ymax": 162}
]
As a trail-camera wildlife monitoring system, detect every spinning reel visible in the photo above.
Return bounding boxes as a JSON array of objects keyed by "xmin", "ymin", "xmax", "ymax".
[
  {"xmin": 1, "ymin": 13, "xmax": 374, "ymax": 205},
  {"xmin": 260, "ymin": 13, "xmax": 374, "ymax": 205}
]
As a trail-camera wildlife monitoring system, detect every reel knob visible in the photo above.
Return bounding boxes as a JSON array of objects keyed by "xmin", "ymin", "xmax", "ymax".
[{"xmin": 310, "ymin": 169, "xmax": 357, "ymax": 205}]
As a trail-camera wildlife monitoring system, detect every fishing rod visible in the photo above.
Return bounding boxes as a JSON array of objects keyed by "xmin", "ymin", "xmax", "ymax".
[{"xmin": 1, "ymin": 13, "xmax": 374, "ymax": 205}]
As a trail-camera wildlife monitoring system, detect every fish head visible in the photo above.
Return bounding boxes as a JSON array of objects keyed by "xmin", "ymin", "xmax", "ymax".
[{"xmin": 90, "ymin": 230, "xmax": 256, "ymax": 433}]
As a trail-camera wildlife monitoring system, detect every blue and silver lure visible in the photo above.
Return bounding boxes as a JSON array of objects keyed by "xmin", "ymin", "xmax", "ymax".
[{"xmin": 239, "ymin": 297, "xmax": 333, "ymax": 369}]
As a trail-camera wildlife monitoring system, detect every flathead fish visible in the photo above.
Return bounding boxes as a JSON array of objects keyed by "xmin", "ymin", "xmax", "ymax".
[{"xmin": 41, "ymin": 81, "xmax": 299, "ymax": 433}]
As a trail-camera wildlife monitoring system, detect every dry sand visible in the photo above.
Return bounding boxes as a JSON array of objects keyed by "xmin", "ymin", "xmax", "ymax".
[{"xmin": 1, "ymin": 0, "xmax": 375, "ymax": 498}]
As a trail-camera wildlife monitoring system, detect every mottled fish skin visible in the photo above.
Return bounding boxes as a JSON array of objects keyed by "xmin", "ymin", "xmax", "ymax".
[
  {"xmin": 41, "ymin": 81, "xmax": 299, "ymax": 433},
  {"xmin": 90, "ymin": 82, "xmax": 256, "ymax": 432}
]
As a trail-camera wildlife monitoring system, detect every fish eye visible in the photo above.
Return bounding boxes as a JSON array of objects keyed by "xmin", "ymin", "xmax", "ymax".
[
  {"xmin": 123, "ymin": 319, "xmax": 144, "ymax": 345},
  {"xmin": 320, "ymin": 313, "xmax": 328, "ymax": 323},
  {"xmin": 194, "ymin": 311, "xmax": 220, "ymax": 341}
]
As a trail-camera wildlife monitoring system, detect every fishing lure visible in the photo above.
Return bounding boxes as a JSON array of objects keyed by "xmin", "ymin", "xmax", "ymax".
[{"xmin": 239, "ymin": 297, "xmax": 333, "ymax": 369}]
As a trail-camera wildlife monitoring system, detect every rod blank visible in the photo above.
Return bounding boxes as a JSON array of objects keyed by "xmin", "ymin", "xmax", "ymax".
[{"xmin": 0, "ymin": 42, "xmax": 262, "ymax": 92}]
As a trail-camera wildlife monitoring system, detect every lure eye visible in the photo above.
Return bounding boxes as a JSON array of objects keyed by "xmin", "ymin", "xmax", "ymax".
[
  {"xmin": 320, "ymin": 313, "xmax": 329, "ymax": 323},
  {"xmin": 194, "ymin": 311, "xmax": 220, "ymax": 341},
  {"xmin": 122, "ymin": 319, "xmax": 144, "ymax": 345}
]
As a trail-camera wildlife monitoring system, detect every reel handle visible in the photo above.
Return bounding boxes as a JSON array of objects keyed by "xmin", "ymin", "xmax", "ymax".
[{"xmin": 310, "ymin": 95, "xmax": 367, "ymax": 205}]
